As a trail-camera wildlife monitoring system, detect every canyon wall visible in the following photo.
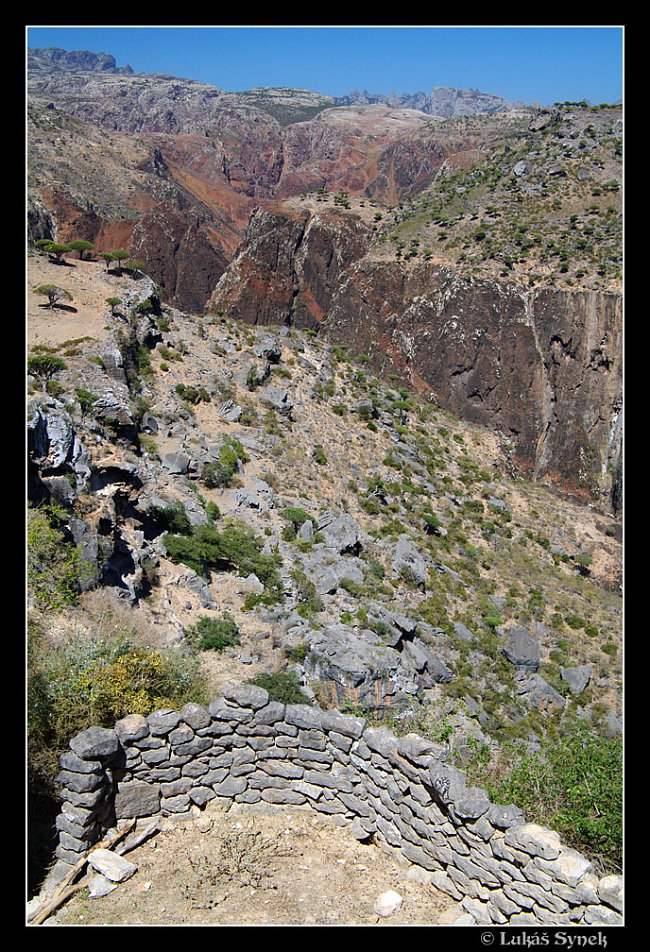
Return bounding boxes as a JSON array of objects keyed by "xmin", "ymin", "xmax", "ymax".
[{"xmin": 209, "ymin": 207, "xmax": 622, "ymax": 509}]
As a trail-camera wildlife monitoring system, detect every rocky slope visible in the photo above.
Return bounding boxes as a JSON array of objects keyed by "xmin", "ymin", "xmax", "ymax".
[
  {"xmin": 208, "ymin": 203, "xmax": 622, "ymax": 511},
  {"xmin": 28, "ymin": 254, "xmax": 622, "ymax": 747}
]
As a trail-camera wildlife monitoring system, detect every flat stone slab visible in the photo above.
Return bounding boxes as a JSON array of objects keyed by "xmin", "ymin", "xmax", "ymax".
[{"xmin": 87, "ymin": 848, "xmax": 137, "ymax": 883}]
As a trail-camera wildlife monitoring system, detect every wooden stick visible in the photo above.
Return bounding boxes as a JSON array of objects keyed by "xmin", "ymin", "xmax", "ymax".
[{"xmin": 30, "ymin": 819, "xmax": 137, "ymax": 925}]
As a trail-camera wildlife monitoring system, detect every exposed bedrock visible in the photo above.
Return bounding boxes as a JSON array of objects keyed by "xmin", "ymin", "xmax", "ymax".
[{"xmin": 209, "ymin": 207, "xmax": 622, "ymax": 509}]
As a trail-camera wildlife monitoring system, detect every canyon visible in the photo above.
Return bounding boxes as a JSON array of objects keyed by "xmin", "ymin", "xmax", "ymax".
[
  {"xmin": 26, "ymin": 47, "xmax": 623, "ymax": 924},
  {"xmin": 27, "ymin": 48, "xmax": 622, "ymax": 510}
]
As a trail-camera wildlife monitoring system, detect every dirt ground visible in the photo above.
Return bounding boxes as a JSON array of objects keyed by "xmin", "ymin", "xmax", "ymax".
[{"xmin": 45, "ymin": 802, "xmax": 459, "ymax": 927}]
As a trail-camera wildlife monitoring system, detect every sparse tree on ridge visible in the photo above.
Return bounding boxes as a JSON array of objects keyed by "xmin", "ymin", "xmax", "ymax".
[
  {"xmin": 66, "ymin": 239, "xmax": 95, "ymax": 260},
  {"xmin": 33, "ymin": 284, "xmax": 73, "ymax": 309}
]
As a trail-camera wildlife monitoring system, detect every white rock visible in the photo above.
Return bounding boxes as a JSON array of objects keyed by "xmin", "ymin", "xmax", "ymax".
[
  {"xmin": 87, "ymin": 848, "xmax": 137, "ymax": 883},
  {"xmin": 374, "ymin": 889, "xmax": 403, "ymax": 917},
  {"xmin": 598, "ymin": 873, "xmax": 623, "ymax": 912},
  {"xmin": 87, "ymin": 873, "xmax": 117, "ymax": 898}
]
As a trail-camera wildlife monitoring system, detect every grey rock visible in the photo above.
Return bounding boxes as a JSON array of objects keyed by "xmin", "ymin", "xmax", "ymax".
[
  {"xmin": 217, "ymin": 398, "xmax": 243, "ymax": 422},
  {"xmin": 306, "ymin": 556, "xmax": 365, "ymax": 595},
  {"xmin": 501, "ymin": 626, "xmax": 540, "ymax": 671},
  {"xmin": 516, "ymin": 672, "xmax": 566, "ymax": 714},
  {"xmin": 70, "ymin": 727, "xmax": 119, "ymax": 761},
  {"xmin": 305, "ymin": 625, "xmax": 401, "ymax": 709},
  {"xmin": 321, "ymin": 709, "xmax": 366, "ymax": 738},
  {"xmin": 87, "ymin": 873, "xmax": 118, "ymax": 898},
  {"xmin": 453, "ymin": 788, "xmax": 491, "ymax": 820},
  {"xmin": 147, "ymin": 709, "xmax": 183, "ymax": 735},
  {"xmin": 486, "ymin": 803, "xmax": 525, "ymax": 829},
  {"xmin": 59, "ymin": 750, "xmax": 105, "ymax": 775},
  {"xmin": 401, "ymin": 637, "xmax": 453, "ymax": 683},
  {"xmin": 213, "ymin": 777, "xmax": 248, "ymax": 797},
  {"xmin": 161, "ymin": 794, "xmax": 192, "ymax": 813},
  {"xmin": 317, "ymin": 511, "xmax": 363, "ymax": 553},
  {"xmin": 222, "ymin": 682, "xmax": 270, "ymax": 710},
  {"xmin": 582, "ymin": 905, "xmax": 623, "ymax": 925},
  {"xmin": 598, "ymin": 873, "xmax": 623, "ymax": 912},
  {"xmin": 390, "ymin": 535, "xmax": 430, "ymax": 587},
  {"xmin": 504, "ymin": 823, "xmax": 562, "ymax": 860},
  {"xmin": 428, "ymin": 762, "xmax": 468, "ymax": 804},
  {"xmin": 453, "ymin": 621, "xmax": 474, "ymax": 643},
  {"xmin": 298, "ymin": 519, "xmax": 314, "ymax": 542},
  {"xmin": 161, "ymin": 451, "xmax": 191, "ymax": 474},
  {"xmin": 560, "ymin": 664, "xmax": 592, "ymax": 694},
  {"xmin": 232, "ymin": 477, "xmax": 275, "ymax": 511},
  {"xmin": 258, "ymin": 385, "xmax": 293, "ymax": 415},
  {"xmin": 236, "ymin": 573, "xmax": 265, "ymax": 595},
  {"xmin": 56, "ymin": 770, "xmax": 105, "ymax": 794},
  {"xmin": 179, "ymin": 702, "xmax": 212, "ymax": 730},
  {"xmin": 114, "ymin": 779, "xmax": 161, "ymax": 819}
]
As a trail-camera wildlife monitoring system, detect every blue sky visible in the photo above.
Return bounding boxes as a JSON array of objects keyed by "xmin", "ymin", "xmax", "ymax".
[{"xmin": 26, "ymin": 25, "xmax": 624, "ymax": 107}]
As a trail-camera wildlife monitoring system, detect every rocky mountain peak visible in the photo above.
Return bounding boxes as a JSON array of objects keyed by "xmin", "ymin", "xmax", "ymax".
[{"xmin": 28, "ymin": 46, "xmax": 134, "ymax": 74}]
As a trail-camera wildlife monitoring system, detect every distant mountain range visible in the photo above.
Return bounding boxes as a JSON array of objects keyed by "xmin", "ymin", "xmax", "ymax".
[{"xmin": 28, "ymin": 47, "xmax": 524, "ymax": 118}]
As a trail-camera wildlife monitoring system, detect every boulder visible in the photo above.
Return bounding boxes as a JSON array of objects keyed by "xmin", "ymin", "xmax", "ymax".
[
  {"xmin": 560, "ymin": 664, "xmax": 592, "ymax": 694},
  {"xmin": 317, "ymin": 511, "xmax": 363, "ymax": 553},
  {"xmin": 258, "ymin": 385, "xmax": 293, "ymax": 416},
  {"xmin": 501, "ymin": 626, "xmax": 540, "ymax": 671},
  {"xmin": 87, "ymin": 849, "xmax": 137, "ymax": 883},
  {"xmin": 515, "ymin": 673, "xmax": 566, "ymax": 714},
  {"xmin": 232, "ymin": 477, "xmax": 274, "ymax": 511},
  {"xmin": 390, "ymin": 535, "xmax": 430, "ymax": 587},
  {"xmin": 305, "ymin": 624, "xmax": 401, "ymax": 710},
  {"xmin": 161, "ymin": 451, "xmax": 191, "ymax": 475}
]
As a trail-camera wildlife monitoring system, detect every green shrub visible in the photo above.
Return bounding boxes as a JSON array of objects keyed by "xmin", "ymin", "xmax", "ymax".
[
  {"xmin": 74, "ymin": 387, "xmax": 98, "ymax": 415},
  {"xmin": 290, "ymin": 569, "xmax": 324, "ymax": 618},
  {"xmin": 28, "ymin": 628, "xmax": 206, "ymax": 792},
  {"xmin": 148, "ymin": 501, "xmax": 192, "ymax": 536},
  {"xmin": 164, "ymin": 521, "xmax": 283, "ymax": 596},
  {"xmin": 493, "ymin": 720, "xmax": 622, "ymax": 870},
  {"xmin": 282, "ymin": 507, "xmax": 312, "ymax": 528},
  {"xmin": 185, "ymin": 613, "xmax": 240, "ymax": 652},
  {"xmin": 200, "ymin": 435, "xmax": 249, "ymax": 488},
  {"xmin": 175, "ymin": 383, "xmax": 210, "ymax": 405},
  {"xmin": 27, "ymin": 506, "xmax": 95, "ymax": 611},
  {"xmin": 248, "ymin": 671, "xmax": 311, "ymax": 705}
]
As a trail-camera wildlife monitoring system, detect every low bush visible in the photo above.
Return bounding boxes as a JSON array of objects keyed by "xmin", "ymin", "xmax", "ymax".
[
  {"xmin": 164, "ymin": 521, "xmax": 283, "ymax": 598},
  {"xmin": 200, "ymin": 435, "xmax": 249, "ymax": 488},
  {"xmin": 185, "ymin": 613, "xmax": 241, "ymax": 652},
  {"xmin": 148, "ymin": 501, "xmax": 192, "ymax": 536},
  {"xmin": 492, "ymin": 719, "xmax": 622, "ymax": 871},
  {"xmin": 28, "ymin": 626, "xmax": 206, "ymax": 793},
  {"xmin": 27, "ymin": 506, "xmax": 95, "ymax": 611},
  {"xmin": 248, "ymin": 671, "xmax": 312, "ymax": 705}
]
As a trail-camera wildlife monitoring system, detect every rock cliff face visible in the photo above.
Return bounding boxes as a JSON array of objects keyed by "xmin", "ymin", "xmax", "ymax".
[
  {"xmin": 208, "ymin": 205, "xmax": 373, "ymax": 329},
  {"xmin": 210, "ymin": 207, "xmax": 622, "ymax": 508}
]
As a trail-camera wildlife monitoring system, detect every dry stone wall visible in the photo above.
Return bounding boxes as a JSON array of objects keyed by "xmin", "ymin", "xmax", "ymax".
[{"xmin": 55, "ymin": 683, "xmax": 623, "ymax": 926}]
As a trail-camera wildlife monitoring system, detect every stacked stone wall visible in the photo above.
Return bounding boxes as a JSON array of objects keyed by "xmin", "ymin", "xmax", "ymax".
[{"xmin": 54, "ymin": 683, "xmax": 623, "ymax": 925}]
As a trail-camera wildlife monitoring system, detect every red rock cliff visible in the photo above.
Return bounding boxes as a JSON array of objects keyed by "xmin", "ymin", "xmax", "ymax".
[{"xmin": 209, "ymin": 206, "xmax": 622, "ymax": 509}]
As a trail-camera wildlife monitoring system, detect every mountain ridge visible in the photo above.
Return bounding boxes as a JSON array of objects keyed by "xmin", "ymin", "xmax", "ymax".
[{"xmin": 27, "ymin": 46, "xmax": 526, "ymax": 119}]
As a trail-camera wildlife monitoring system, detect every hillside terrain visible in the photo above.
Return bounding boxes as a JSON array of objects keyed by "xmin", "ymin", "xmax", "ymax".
[
  {"xmin": 27, "ymin": 252, "xmax": 622, "ymax": 909},
  {"xmin": 26, "ymin": 48, "xmax": 623, "ymax": 925}
]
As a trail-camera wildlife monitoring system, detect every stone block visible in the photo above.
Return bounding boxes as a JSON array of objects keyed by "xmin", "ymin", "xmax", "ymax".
[{"xmin": 115, "ymin": 779, "xmax": 161, "ymax": 819}]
